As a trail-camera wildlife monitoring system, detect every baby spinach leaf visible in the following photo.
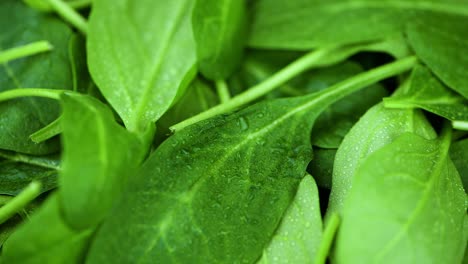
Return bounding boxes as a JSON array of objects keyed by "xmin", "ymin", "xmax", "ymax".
[
  {"xmin": 1, "ymin": 194, "xmax": 93, "ymax": 264},
  {"xmin": 86, "ymin": 58, "xmax": 415, "ymax": 263},
  {"xmin": 406, "ymin": 21, "xmax": 468, "ymax": 99},
  {"xmin": 87, "ymin": 0, "xmax": 197, "ymax": 132},
  {"xmin": 59, "ymin": 93, "xmax": 145, "ymax": 230},
  {"xmin": 248, "ymin": 0, "xmax": 468, "ymax": 49},
  {"xmin": 192, "ymin": 0, "xmax": 247, "ymax": 80},
  {"xmin": 0, "ymin": 150, "xmax": 59, "ymax": 195},
  {"xmin": 335, "ymin": 132, "xmax": 467, "ymax": 263},
  {"xmin": 384, "ymin": 64, "xmax": 468, "ymax": 123},
  {"xmin": 0, "ymin": 0, "xmax": 78, "ymax": 155},
  {"xmin": 257, "ymin": 175, "xmax": 322, "ymax": 264},
  {"xmin": 450, "ymin": 138, "xmax": 468, "ymax": 192},
  {"xmin": 327, "ymin": 103, "xmax": 436, "ymax": 217}
]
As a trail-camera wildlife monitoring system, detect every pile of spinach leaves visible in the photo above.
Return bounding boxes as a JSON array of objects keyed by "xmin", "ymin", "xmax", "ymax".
[{"xmin": 0, "ymin": 0, "xmax": 467, "ymax": 263}]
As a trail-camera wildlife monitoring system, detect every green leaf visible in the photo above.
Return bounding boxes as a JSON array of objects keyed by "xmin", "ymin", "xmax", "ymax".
[
  {"xmin": 327, "ymin": 103, "xmax": 436, "ymax": 217},
  {"xmin": 384, "ymin": 64, "xmax": 468, "ymax": 123},
  {"xmin": 1, "ymin": 194, "xmax": 92, "ymax": 264},
  {"xmin": 0, "ymin": 0, "xmax": 78, "ymax": 154},
  {"xmin": 86, "ymin": 58, "xmax": 416, "ymax": 263},
  {"xmin": 248, "ymin": 0, "xmax": 468, "ymax": 49},
  {"xmin": 0, "ymin": 150, "xmax": 59, "ymax": 195},
  {"xmin": 87, "ymin": 0, "xmax": 197, "ymax": 132},
  {"xmin": 450, "ymin": 138, "xmax": 468, "ymax": 192},
  {"xmin": 406, "ymin": 19, "xmax": 468, "ymax": 99},
  {"xmin": 59, "ymin": 93, "xmax": 145, "ymax": 230},
  {"xmin": 257, "ymin": 175, "xmax": 322, "ymax": 264},
  {"xmin": 192, "ymin": 0, "xmax": 247, "ymax": 79},
  {"xmin": 335, "ymin": 132, "xmax": 467, "ymax": 263}
]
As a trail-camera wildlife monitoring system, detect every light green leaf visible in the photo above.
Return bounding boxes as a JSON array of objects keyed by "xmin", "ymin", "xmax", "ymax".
[
  {"xmin": 384, "ymin": 64, "xmax": 468, "ymax": 123},
  {"xmin": 450, "ymin": 138, "xmax": 468, "ymax": 192},
  {"xmin": 406, "ymin": 19, "xmax": 468, "ymax": 99},
  {"xmin": 192, "ymin": 0, "xmax": 247, "ymax": 79},
  {"xmin": 258, "ymin": 175, "xmax": 322, "ymax": 264},
  {"xmin": 335, "ymin": 132, "xmax": 467, "ymax": 263},
  {"xmin": 327, "ymin": 103, "xmax": 436, "ymax": 217},
  {"xmin": 248, "ymin": 0, "xmax": 468, "ymax": 50},
  {"xmin": 1, "ymin": 194, "xmax": 92, "ymax": 264},
  {"xmin": 59, "ymin": 94, "xmax": 146, "ymax": 230},
  {"xmin": 87, "ymin": 0, "xmax": 197, "ymax": 132}
]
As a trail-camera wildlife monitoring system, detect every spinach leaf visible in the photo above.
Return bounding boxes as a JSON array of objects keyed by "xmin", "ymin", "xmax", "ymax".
[
  {"xmin": 248, "ymin": 0, "xmax": 468, "ymax": 49},
  {"xmin": 327, "ymin": 103, "xmax": 436, "ymax": 217},
  {"xmin": 0, "ymin": 0, "xmax": 78, "ymax": 155},
  {"xmin": 87, "ymin": 0, "xmax": 197, "ymax": 132},
  {"xmin": 450, "ymin": 138, "xmax": 468, "ymax": 192},
  {"xmin": 1, "ymin": 194, "xmax": 92, "ymax": 264},
  {"xmin": 192, "ymin": 0, "xmax": 247, "ymax": 80},
  {"xmin": 384, "ymin": 64, "xmax": 468, "ymax": 124},
  {"xmin": 406, "ymin": 20, "xmax": 468, "ymax": 99},
  {"xmin": 257, "ymin": 175, "xmax": 322, "ymax": 264},
  {"xmin": 59, "ymin": 93, "xmax": 146, "ymax": 230},
  {"xmin": 335, "ymin": 132, "xmax": 467, "ymax": 263},
  {"xmin": 0, "ymin": 150, "xmax": 59, "ymax": 195},
  {"xmin": 86, "ymin": 58, "xmax": 415, "ymax": 263}
]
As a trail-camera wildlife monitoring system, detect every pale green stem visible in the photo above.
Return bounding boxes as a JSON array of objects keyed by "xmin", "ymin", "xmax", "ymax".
[
  {"xmin": 46, "ymin": 0, "xmax": 88, "ymax": 34},
  {"xmin": 453, "ymin": 120, "xmax": 468, "ymax": 131},
  {"xmin": 30, "ymin": 116, "xmax": 62, "ymax": 143},
  {"xmin": 170, "ymin": 47, "xmax": 342, "ymax": 132},
  {"xmin": 0, "ymin": 88, "xmax": 66, "ymax": 102},
  {"xmin": 0, "ymin": 181, "xmax": 42, "ymax": 225},
  {"xmin": 314, "ymin": 213, "xmax": 340, "ymax": 264},
  {"xmin": 0, "ymin": 41, "xmax": 52, "ymax": 64},
  {"xmin": 215, "ymin": 80, "xmax": 231, "ymax": 103}
]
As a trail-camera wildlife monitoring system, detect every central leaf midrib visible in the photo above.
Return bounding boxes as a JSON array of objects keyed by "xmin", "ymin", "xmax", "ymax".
[{"xmin": 132, "ymin": 1, "xmax": 190, "ymax": 130}]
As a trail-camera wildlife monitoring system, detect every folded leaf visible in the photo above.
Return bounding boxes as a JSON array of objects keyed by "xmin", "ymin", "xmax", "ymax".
[
  {"xmin": 59, "ymin": 94, "xmax": 145, "ymax": 230},
  {"xmin": 87, "ymin": 0, "xmax": 197, "ymax": 132},
  {"xmin": 335, "ymin": 132, "xmax": 467, "ymax": 263},
  {"xmin": 327, "ymin": 103, "xmax": 436, "ymax": 217}
]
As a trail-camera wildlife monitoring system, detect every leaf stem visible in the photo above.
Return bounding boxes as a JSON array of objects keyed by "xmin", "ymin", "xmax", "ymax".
[
  {"xmin": 453, "ymin": 121, "xmax": 468, "ymax": 131},
  {"xmin": 314, "ymin": 213, "xmax": 340, "ymax": 264},
  {"xmin": 30, "ymin": 116, "xmax": 62, "ymax": 143},
  {"xmin": 46, "ymin": 0, "xmax": 88, "ymax": 34},
  {"xmin": 215, "ymin": 80, "xmax": 231, "ymax": 103},
  {"xmin": 0, "ymin": 41, "xmax": 53, "ymax": 64},
  {"xmin": 171, "ymin": 46, "xmax": 349, "ymax": 132},
  {"xmin": 0, "ymin": 181, "xmax": 42, "ymax": 225},
  {"xmin": 0, "ymin": 88, "xmax": 66, "ymax": 103}
]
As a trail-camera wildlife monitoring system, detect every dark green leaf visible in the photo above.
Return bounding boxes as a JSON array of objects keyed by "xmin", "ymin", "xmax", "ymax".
[
  {"xmin": 257, "ymin": 175, "xmax": 322, "ymax": 264},
  {"xmin": 248, "ymin": 0, "xmax": 468, "ymax": 50},
  {"xmin": 0, "ymin": 150, "xmax": 59, "ymax": 195},
  {"xmin": 384, "ymin": 64, "xmax": 468, "ymax": 123},
  {"xmin": 59, "ymin": 93, "xmax": 145, "ymax": 230},
  {"xmin": 335, "ymin": 132, "xmax": 467, "ymax": 263},
  {"xmin": 450, "ymin": 138, "xmax": 468, "ymax": 192},
  {"xmin": 1, "ymin": 194, "xmax": 92, "ymax": 263},
  {"xmin": 0, "ymin": 0, "xmax": 78, "ymax": 154},
  {"xmin": 192, "ymin": 0, "xmax": 247, "ymax": 79},
  {"xmin": 307, "ymin": 148, "xmax": 336, "ymax": 189},
  {"xmin": 327, "ymin": 103, "xmax": 436, "ymax": 217},
  {"xmin": 406, "ymin": 21, "xmax": 468, "ymax": 99},
  {"xmin": 87, "ymin": 0, "xmax": 197, "ymax": 132}
]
